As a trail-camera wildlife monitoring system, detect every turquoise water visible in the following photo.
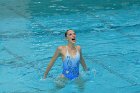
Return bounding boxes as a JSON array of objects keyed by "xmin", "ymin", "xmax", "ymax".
[{"xmin": 0, "ymin": 0, "xmax": 140, "ymax": 93}]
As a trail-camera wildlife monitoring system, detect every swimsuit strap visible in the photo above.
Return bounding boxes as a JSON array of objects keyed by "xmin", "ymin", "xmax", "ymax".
[
  {"xmin": 75, "ymin": 46, "xmax": 79, "ymax": 55},
  {"xmin": 65, "ymin": 46, "xmax": 69, "ymax": 56}
]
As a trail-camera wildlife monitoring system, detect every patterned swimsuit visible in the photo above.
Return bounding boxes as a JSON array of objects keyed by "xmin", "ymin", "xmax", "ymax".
[{"xmin": 62, "ymin": 46, "xmax": 80, "ymax": 80}]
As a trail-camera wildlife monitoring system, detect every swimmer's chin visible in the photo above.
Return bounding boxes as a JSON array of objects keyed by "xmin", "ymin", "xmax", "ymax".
[{"xmin": 71, "ymin": 41, "xmax": 76, "ymax": 44}]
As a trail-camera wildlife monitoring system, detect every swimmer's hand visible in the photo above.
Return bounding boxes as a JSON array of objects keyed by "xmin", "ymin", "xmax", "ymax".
[
  {"xmin": 84, "ymin": 67, "xmax": 90, "ymax": 71},
  {"xmin": 43, "ymin": 74, "xmax": 47, "ymax": 79},
  {"xmin": 40, "ymin": 77, "xmax": 46, "ymax": 80},
  {"xmin": 84, "ymin": 68, "xmax": 90, "ymax": 76}
]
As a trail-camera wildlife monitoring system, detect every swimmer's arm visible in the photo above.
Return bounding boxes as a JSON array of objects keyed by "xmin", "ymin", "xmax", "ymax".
[
  {"xmin": 43, "ymin": 47, "xmax": 61, "ymax": 79},
  {"xmin": 79, "ymin": 47, "xmax": 88, "ymax": 71},
  {"xmin": 80, "ymin": 55, "xmax": 88, "ymax": 71}
]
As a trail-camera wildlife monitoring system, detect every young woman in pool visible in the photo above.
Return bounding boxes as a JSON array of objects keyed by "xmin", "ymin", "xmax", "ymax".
[{"xmin": 43, "ymin": 29, "xmax": 88, "ymax": 80}]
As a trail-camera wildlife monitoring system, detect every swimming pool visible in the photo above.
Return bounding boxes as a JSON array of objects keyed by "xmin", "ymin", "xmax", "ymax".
[{"xmin": 0, "ymin": 0, "xmax": 140, "ymax": 93}]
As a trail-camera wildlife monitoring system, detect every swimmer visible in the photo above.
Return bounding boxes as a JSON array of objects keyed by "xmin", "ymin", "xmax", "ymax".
[{"xmin": 43, "ymin": 29, "xmax": 88, "ymax": 88}]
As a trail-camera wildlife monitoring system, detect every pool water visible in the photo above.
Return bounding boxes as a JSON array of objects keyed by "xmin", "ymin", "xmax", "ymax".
[{"xmin": 0, "ymin": 0, "xmax": 140, "ymax": 93}]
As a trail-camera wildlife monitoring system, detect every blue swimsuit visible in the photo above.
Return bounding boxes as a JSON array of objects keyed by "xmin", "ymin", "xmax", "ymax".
[{"xmin": 62, "ymin": 46, "xmax": 80, "ymax": 80}]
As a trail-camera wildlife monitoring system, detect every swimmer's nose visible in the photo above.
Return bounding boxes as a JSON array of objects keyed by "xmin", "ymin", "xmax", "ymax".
[{"xmin": 73, "ymin": 35, "xmax": 76, "ymax": 38}]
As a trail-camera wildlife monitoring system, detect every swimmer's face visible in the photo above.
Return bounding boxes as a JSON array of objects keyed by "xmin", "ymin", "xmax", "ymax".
[{"xmin": 66, "ymin": 30, "xmax": 76, "ymax": 44}]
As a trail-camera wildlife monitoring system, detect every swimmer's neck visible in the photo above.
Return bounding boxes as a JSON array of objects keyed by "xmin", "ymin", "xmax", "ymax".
[{"xmin": 67, "ymin": 43, "xmax": 76, "ymax": 49}]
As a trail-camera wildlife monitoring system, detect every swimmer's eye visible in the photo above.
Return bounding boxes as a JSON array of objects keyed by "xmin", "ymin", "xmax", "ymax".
[{"xmin": 68, "ymin": 34, "xmax": 72, "ymax": 36}]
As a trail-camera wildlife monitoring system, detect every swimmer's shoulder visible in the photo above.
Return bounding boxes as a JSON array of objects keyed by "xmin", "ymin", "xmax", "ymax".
[
  {"xmin": 76, "ymin": 45, "xmax": 81, "ymax": 51},
  {"xmin": 57, "ymin": 46, "xmax": 66, "ymax": 51}
]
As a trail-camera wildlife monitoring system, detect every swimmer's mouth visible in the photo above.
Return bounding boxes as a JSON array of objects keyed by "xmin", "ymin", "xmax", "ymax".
[{"xmin": 72, "ymin": 38, "xmax": 76, "ymax": 41}]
